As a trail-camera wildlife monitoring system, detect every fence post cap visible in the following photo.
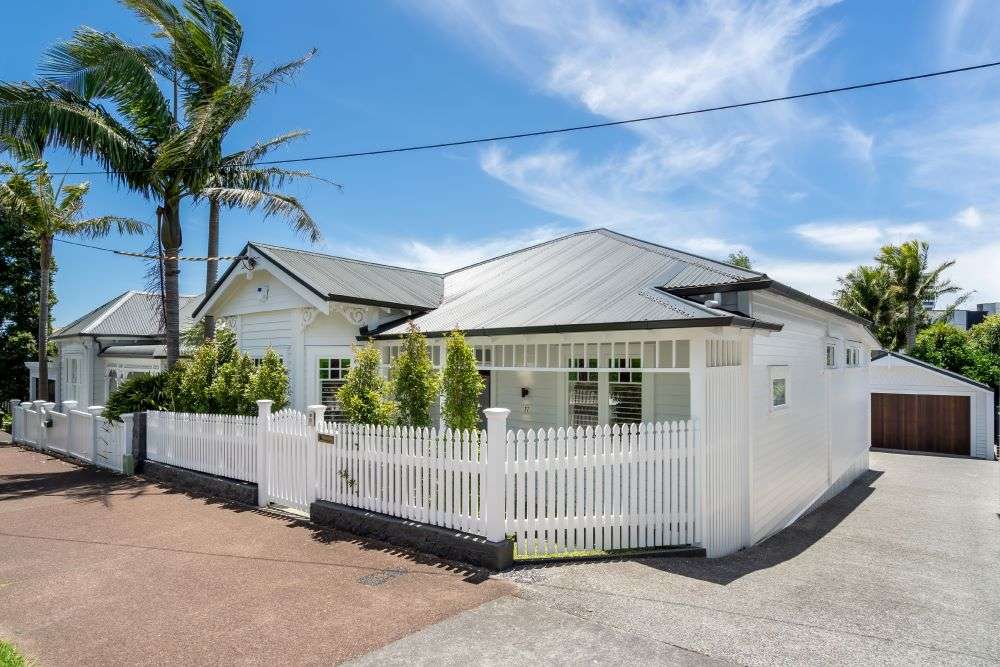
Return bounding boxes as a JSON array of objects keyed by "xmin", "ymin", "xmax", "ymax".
[
  {"xmin": 62, "ymin": 400, "xmax": 78, "ymax": 408},
  {"xmin": 483, "ymin": 407, "xmax": 511, "ymax": 418},
  {"xmin": 42, "ymin": 402, "xmax": 56, "ymax": 410},
  {"xmin": 256, "ymin": 399, "xmax": 274, "ymax": 406},
  {"xmin": 87, "ymin": 405, "xmax": 104, "ymax": 415}
]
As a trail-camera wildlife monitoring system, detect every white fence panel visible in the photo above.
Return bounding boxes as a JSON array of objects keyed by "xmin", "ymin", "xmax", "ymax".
[
  {"xmin": 68, "ymin": 410, "xmax": 94, "ymax": 461},
  {"xmin": 316, "ymin": 422, "xmax": 489, "ymax": 536},
  {"xmin": 265, "ymin": 409, "xmax": 314, "ymax": 513},
  {"xmin": 20, "ymin": 405, "xmax": 41, "ymax": 447},
  {"xmin": 95, "ymin": 415, "xmax": 131, "ymax": 473},
  {"xmin": 504, "ymin": 420, "xmax": 698, "ymax": 558},
  {"xmin": 146, "ymin": 411, "xmax": 257, "ymax": 482},
  {"xmin": 47, "ymin": 411, "xmax": 69, "ymax": 454}
]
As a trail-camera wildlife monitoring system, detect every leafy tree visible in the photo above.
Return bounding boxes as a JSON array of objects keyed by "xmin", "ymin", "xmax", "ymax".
[
  {"xmin": 877, "ymin": 240, "xmax": 965, "ymax": 352},
  {"xmin": 0, "ymin": 205, "xmax": 53, "ymax": 408},
  {"xmin": 390, "ymin": 324, "xmax": 441, "ymax": 427},
  {"xmin": 0, "ymin": 157, "xmax": 143, "ymax": 401},
  {"xmin": 726, "ymin": 250, "xmax": 752, "ymax": 269},
  {"xmin": 176, "ymin": 336, "xmax": 218, "ymax": 412},
  {"xmin": 441, "ymin": 330, "xmax": 485, "ymax": 431},
  {"xmin": 967, "ymin": 314, "xmax": 1000, "ymax": 390},
  {"xmin": 337, "ymin": 342, "xmax": 395, "ymax": 425},
  {"xmin": 835, "ymin": 265, "xmax": 904, "ymax": 350},
  {"xmin": 245, "ymin": 348, "xmax": 289, "ymax": 411},
  {"xmin": 911, "ymin": 322, "xmax": 975, "ymax": 375},
  {"xmin": 210, "ymin": 351, "xmax": 254, "ymax": 415},
  {"xmin": 0, "ymin": 0, "xmax": 321, "ymax": 364}
]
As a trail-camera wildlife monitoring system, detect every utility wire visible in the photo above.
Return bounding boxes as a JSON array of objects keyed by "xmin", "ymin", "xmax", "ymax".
[
  {"xmin": 54, "ymin": 237, "xmax": 247, "ymax": 261},
  {"xmin": 42, "ymin": 60, "xmax": 1000, "ymax": 177}
]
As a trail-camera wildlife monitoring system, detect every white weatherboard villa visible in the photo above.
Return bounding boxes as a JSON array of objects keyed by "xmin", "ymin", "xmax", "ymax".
[{"xmin": 192, "ymin": 228, "xmax": 878, "ymax": 548}]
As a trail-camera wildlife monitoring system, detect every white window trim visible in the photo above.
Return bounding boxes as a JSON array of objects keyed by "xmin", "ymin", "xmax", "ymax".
[
  {"xmin": 824, "ymin": 341, "xmax": 838, "ymax": 370},
  {"xmin": 769, "ymin": 365, "xmax": 789, "ymax": 412}
]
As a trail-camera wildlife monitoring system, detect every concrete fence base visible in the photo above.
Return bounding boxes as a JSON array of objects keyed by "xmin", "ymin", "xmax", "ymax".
[
  {"xmin": 143, "ymin": 460, "xmax": 258, "ymax": 506},
  {"xmin": 310, "ymin": 500, "xmax": 514, "ymax": 570}
]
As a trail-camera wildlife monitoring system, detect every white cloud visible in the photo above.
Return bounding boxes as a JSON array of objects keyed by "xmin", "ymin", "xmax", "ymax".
[
  {"xmin": 838, "ymin": 123, "xmax": 874, "ymax": 164},
  {"xmin": 794, "ymin": 222, "xmax": 884, "ymax": 253},
  {"xmin": 939, "ymin": 241, "xmax": 1000, "ymax": 302},
  {"xmin": 336, "ymin": 224, "xmax": 570, "ymax": 273},
  {"xmin": 954, "ymin": 206, "xmax": 983, "ymax": 229},
  {"xmin": 677, "ymin": 237, "xmax": 751, "ymax": 258},
  {"xmin": 413, "ymin": 0, "xmax": 840, "ymax": 232},
  {"xmin": 758, "ymin": 258, "xmax": 858, "ymax": 301}
]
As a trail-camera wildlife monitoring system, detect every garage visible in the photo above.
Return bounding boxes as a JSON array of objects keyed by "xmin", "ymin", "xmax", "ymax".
[{"xmin": 870, "ymin": 351, "xmax": 995, "ymax": 459}]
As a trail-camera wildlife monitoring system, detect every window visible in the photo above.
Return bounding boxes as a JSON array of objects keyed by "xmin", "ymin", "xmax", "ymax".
[
  {"xmin": 107, "ymin": 369, "xmax": 119, "ymax": 396},
  {"xmin": 318, "ymin": 357, "xmax": 351, "ymax": 421},
  {"xmin": 845, "ymin": 346, "xmax": 861, "ymax": 368},
  {"xmin": 608, "ymin": 357, "xmax": 642, "ymax": 426},
  {"xmin": 568, "ymin": 357, "xmax": 598, "ymax": 427},
  {"xmin": 769, "ymin": 366, "xmax": 788, "ymax": 411},
  {"xmin": 825, "ymin": 343, "xmax": 837, "ymax": 369}
]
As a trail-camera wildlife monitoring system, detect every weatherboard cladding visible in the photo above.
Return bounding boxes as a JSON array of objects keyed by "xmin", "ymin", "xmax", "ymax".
[
  {"xmin": 377, "ymin": 229, "xmax": 744, "ymax": 336},
  {"xmin": 252, "ymin": 243, "xmax": 443, "ymax": 309}
]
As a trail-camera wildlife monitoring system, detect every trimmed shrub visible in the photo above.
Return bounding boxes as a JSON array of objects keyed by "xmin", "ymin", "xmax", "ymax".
[
  {"xmin": 442, "ymin": 329, "xmax": 484, "ymax": 431},
  {"xmin": 245, "ymin": 348, "xmax": 290, "ymax": 412},
  {"xmin": 391, "ymin": 324, "xmax": 441, "ymax": 427},
  {"xmin": 337, "ymin": 342, "xmax": 396, "ymax": 425}
]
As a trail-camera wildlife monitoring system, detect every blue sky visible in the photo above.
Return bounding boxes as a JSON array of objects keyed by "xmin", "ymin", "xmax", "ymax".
[{"xmin": 5, "ymin": 0, "xmax": 1000, "ymax": 325}]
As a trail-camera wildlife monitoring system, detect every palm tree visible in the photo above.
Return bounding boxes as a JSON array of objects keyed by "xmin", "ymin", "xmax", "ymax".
[
  {"xmin": 835, "ymin": 264, "xmax": 903, "ymax": 350},
  {"xmin": 0, "ymin": 153, "xmax": 144, "ymax": 401},
  {"xmin": 876, "ymin": 240, "xmax": 964, "ymax": 352},
  {"xmin": 0, "ymin": 0, "xmax": 321, "ymax": 366}
]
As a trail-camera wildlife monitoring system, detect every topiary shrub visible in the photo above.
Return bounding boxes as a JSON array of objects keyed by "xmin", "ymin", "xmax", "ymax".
[
  {"xmin": 391, "ymin": 324, "xmax": 440, "ymax": 427},
  {"xmin": 337, "ymin": 342, "xmax": 396, "ymax": 425},
  {"xmin": 441, "ymin": 329, "xmax": 484, "ymax": 431},
  {"xmin": 245, "ymin": 348, "xmax": 290, "ymax": 412}
]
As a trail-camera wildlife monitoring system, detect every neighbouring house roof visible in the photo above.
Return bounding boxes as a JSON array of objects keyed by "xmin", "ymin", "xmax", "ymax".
[
  {"xmin": 53, "ymin": 291, "xmax": 200, "ymax": 340},
  {"xmin": 871, "ymin": 350, "xmax": 993, "ymax": 392},
  {"xmin": 374, "ymin": 229, "xmax": 783, "ymax": 337}
]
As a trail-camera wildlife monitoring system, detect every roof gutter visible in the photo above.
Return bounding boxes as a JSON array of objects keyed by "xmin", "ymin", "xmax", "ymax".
[{"xmin": 367, "ymin": 315, "xmax": 783, "ymax": 341}]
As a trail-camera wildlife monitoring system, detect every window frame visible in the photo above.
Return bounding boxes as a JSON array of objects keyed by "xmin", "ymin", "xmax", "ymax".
[
  {"xmin": 824, "ymin": 342, "xmax": 838, "ymax": 369},
  {"xmin": 769, "ymin": 365, "xmax": 789, "ymax": 412},
  {"xmin": 318, "ymin": 357, "xmax": 352, "ymax": 421}
]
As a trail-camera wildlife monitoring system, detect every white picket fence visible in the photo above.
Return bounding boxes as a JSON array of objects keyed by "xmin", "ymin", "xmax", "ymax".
[
  {"xmin": 505, "ymin": 421, "xmax": 698, "ymax": 557},
  {"xmin": 8, "ymin": 399, "xmax": 132, "ymax": 473},
  {"xmin": 139, "ymin": 403, "xmax": 703, "ymax": 557},
  {"xmin": 146, "ymin": 411, "xmax": 258, "ymax": 482},
  {"xmin": 317, "ymin": 422, "xmax": 489, "ymax": 536}
]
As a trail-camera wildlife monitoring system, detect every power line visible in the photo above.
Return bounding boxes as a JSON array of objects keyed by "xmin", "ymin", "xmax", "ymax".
[
  {"xmin": 42, "ymin": 60, "xmax": 1000, "ymax": 177},
  {"xmin": 54, "ymin": 237, "xmax": 247, "ymax": 261}
]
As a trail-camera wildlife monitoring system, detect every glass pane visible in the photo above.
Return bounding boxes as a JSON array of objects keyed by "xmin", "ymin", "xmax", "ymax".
[
  {"xmin": 568, "ymin": 380, "xmax": 598, "ymax": 427},
  {"xmin": 675, "ymin": 340, "xmax": 690, "ymax": 368},
  {"xmin": 772, "ymin": 378, "xmax": 787, "ymax": 406},
  {"xmin": 609, "ymin": 382, "xmax": 642, "ymax": 425}
]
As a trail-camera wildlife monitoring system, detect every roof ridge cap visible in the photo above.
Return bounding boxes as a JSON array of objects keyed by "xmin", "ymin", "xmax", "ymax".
[{"xmin": 595, "ymin": 229, "xmax": 763, "ymax": 281}]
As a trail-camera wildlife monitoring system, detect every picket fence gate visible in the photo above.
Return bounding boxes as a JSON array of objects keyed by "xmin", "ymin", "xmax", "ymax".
[
  {"xmin": 142, "ymin": 403, "xmax": 702, "ymax": 556},
  {"xmin": 8, "ymin": 399, "xmax": 132, "ymax": 473}
]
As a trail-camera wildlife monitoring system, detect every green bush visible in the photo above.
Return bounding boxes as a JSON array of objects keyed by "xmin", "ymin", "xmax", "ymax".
[
  {"xmin": 337, "ymin": 342, "xmax": 396, "ymax": 425},
  {"xmin": 442, "ymin": 329, "xmax": 484, "ymax": 431},
  {"xmin": 391, "ymin": 324, "xmax": 440, "ymax": 427},
  {"xmin": 210, "ymin": 352, "xmax": 255, "ymax": 415},
  {"xmin": 246, "ymin": 348, "xmax": 290, "ymax": 412},
  {"xmin": 103, "ymin": 368, "xmax": 182, "ymax": 422}
]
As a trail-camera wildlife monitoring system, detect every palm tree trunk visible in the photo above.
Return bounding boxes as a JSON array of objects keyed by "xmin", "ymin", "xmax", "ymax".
[
  {"xmin": 905, "ymin": 302, "xmax": 917, "ymax": 353},
  {"xmin": 203, "ymin": 196, "xmax": 220, "ymax": 340},
  {"xmin": 160, "ymin": 198, "xmax": 183, "ymax": 367},
  {"xmin": 37, "ymin": 235, "xmax": 51, "ymax": 402}
]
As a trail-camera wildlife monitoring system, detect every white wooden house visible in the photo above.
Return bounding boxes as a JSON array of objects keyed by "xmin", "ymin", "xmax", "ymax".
[
  {"xmin": 196, "ymin": 228, "xmax": 878, "ymax": 548},
  {"xmin": 38, "ymin": 291, "xmax": 199, "ymax": 409}
]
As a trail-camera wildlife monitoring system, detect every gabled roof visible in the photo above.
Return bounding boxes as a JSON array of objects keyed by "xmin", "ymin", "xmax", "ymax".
[
  {"xmin": 373, "ymin": 229, "xmax": 779, "ymax": 337},
  {"xmin": 194, "ymin": 242, "xmax": 444, "ymax": 316},
  {"xmin": 871, "ymin": 350, "xmax": 993, "ymax": 391},
  {"xmin": 53, "ymin": 291, "xmax": 199, "ymax": 340}
]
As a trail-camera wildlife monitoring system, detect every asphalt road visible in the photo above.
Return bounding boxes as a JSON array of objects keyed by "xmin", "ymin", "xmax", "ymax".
[
  {"xmin": 356, "ymin": 451, "xmax": 1000, "ymax": 666},
  {"xmin": 0, "ymin": 439, "xmax": 512, "ymax": 666}
]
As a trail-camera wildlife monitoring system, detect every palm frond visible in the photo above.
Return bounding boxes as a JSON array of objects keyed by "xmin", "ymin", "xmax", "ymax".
[
  {"xmin": 42, "ymin": 28, "xmax": 173, "ymax": 143},
  {"xmin": 201, "ymin": 185, "xmax": 321, "ymax": 242},
  {"xmin": 221, "ymin": 129, "xmax": 308, "ymax": 167},
  {"xmin": 67, "ymin": 214, "xmax": 148, "ymax": 238},
  {"xmin": 251, "ymin": 49, "xmax": 317, "ymax": 95}
]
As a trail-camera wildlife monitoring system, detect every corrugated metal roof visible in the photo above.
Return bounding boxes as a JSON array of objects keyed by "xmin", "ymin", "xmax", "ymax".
[
  {"xmin": 54, "ymin": 291, "xmax": 199, "ymax": 339},
  {"xmin": 251, "ymin": 243, "xmax": 443, "ymax": 309},
  {"xmin": 376, "ymin": 229, "xmax": 747, "ymax": 336}
]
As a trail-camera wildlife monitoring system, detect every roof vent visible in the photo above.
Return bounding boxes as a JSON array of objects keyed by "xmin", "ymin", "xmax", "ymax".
[{"xmin": 705, "ymin": 299, "xmax": 721, "ymax": 309}]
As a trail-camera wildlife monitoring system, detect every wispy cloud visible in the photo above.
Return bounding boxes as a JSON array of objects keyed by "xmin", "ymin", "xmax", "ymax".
[
  {"xmin": 413, "ymin": 0, "xmax": 840, "ymax": 236},
  {"xmin": 838, "ymin": 123, "xmax": 874, "ymax": 165},
  {"xmin": 794, "ymin": 220, "xmax": 935, "ymax": 254},
  {"xmin": 954, "ymin": 206, "xmax": 983, "ymax": 229}
]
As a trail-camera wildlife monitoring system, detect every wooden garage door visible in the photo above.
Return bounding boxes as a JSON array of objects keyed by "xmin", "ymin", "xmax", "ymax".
[{"xmin": 871, "ymin": 393, "xmax": 970, "ymax": 455}]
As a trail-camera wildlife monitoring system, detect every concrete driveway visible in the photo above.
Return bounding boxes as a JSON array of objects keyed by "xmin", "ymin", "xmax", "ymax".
[
  {"xmin": 356, "ymin": 451, "xmax": 1000, "ymax": 666},
  {"xmin": 0, "ymin": 440, "xmax": 512, "ymax": 666}
]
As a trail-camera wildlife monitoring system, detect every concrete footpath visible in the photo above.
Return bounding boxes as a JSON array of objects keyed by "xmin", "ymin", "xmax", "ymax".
[
  {"xmin": 355, "ymin": 452, "xmax": 1000, "ymax": 666},
  {"xmin": 0, "ymin": 439, "xmax": 512, "ymax": 666}
]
